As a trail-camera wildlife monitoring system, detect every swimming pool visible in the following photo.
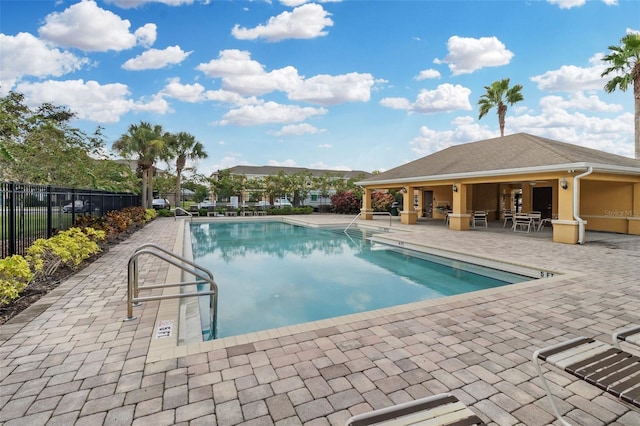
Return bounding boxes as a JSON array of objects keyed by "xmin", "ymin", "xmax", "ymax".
[{"xmin": 189, "ymin": 221, "xmax": 532, "ymax": 339}]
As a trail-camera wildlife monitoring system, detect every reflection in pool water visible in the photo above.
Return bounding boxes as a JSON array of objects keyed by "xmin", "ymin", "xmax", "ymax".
[{"xmin": 190, "ymin": 221, "xmax": 530, "ymax": 339}]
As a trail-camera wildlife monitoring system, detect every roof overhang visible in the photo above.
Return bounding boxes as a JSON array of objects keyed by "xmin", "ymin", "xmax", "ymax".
[{"xmin": 356, "ymin": 162, "xmax": 640, "ymax": 186}]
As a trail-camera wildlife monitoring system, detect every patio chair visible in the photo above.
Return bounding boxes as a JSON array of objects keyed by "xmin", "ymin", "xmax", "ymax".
[
  {"xmin": 512, "ymin": 214, "xmax": 532, "ymax": 233},
  {"xmin": 533, "ymin": 331, "xmax": 640, "ymax": 426},
  {"xmin": 207, "ymin": 206, "xmax": 217, "ymax": 217},
  {"xmin": 188, "ymin": 205, "xmax": 200, "ymax": 216},
  {"xmin": 528, "ymin": 211, "xmax": 542, "ymax": 229},
  {"xmin": 502, "ymin": 210, "xmax": 514, "ymax": 228},
  {"xmin": 345, "ymin": 393, "xmax": 486, "ymax": 426},
  {"xmin": 472, "ymin": 211, "xmax": 487, "ymax": 228}
]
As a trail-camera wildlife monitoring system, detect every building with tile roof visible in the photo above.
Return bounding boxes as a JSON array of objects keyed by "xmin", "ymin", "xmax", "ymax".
[{"xmin": 357, "ymin": 133, "xmax": 640, "ymax": 244}]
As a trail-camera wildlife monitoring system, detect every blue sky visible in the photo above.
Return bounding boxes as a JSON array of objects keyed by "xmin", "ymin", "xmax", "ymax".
[{"xmin": 1, "ymin": 0, "xmax": 638, "ymax": 178}]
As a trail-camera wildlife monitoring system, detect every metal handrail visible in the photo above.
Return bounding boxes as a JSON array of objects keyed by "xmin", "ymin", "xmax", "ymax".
[
  {"xmin": 344, "ymin": 211, "xmax": 392, "ymax": 233},
  {"xmin": 174, "ymin": 207, "xmax": 192, "ymax": 221},
  {"xmin": 124, "ymin": 244, "xmax": 218, "ymax": 339}
]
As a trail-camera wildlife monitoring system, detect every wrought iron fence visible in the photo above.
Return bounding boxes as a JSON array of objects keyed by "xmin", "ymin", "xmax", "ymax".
[{"xmin": 1, "ymin": 182, "xmax": 140, "ymax": 258}]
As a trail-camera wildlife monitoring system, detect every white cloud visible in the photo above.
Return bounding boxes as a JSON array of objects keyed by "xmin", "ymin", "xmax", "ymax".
[
  {"xmin": 379, "ymin": 97, "xmax": 411, "ymax": 110},
  {"xmin": 547, "ymin": 0, "xmax": 586, "ymax": 9},
  {"xmin": 540, "ymin": 92, "xmax": 623, "ymax": 113},
  {"xmin": 122, "ymin": 45, "xmax": 192, "ymax": 70},
  {"xmin": 232, "ymin": 3, "xmax": 333, "ymax": 42},
  {"xmin": 270, "ymin": 123, "xmax": 326, "ymax": 136},
  {"xmin": 161, "ymin": 78, "xmax": 205, "ymax": 102},
  {"xmin": 217, "ymin": 101, "xmax": 327, "ymax": 126},
  {"xmin": 268, "ymin": 159, "xmax": 298, "ymax": 167},
  {"xmin": 280, "ymin": 0, "xmax": 341, "ymax": 6},
  {"xmin": 381, "ymin": 83, "xmax": 472, "ymax": 114},
  {"xmin": 288, "ymin": 73, "xmax": 376, "ymax": 105},
  {"xmin": 38, "ymin": 0, "xmax": 155, "ymax": 51},
  {"xmin": 134, "ymin": 24, "xmax": 158, "ymax": 48},
  {"xmin": 409, "ymin": 122, "xmax": 494, "ymax": 157},
  {"xmin": 318, "ymin": 144, "xmax": 332, "ymax": 148},
  {"xmin": 435, "ymin": 36, "xmax": 514, "ymax": 75},
  {"xmin": 531, "ymin": 54, "xmax": 607, "ymax": 92},
  {"xmin": 415, "ymin": 69, "xmax": 441, "ymax": 80},
  {"xmin": 308, "ymin": 161, "xmax": 351, "ymax": 171},
  {"xmin": 197, "ymin": 49, "xmax": 378, "ymax": 106},
  {"xmin": 0, "ymin": 32, "xmax": 90, "ymax": 94},
  {"xmin": 15, "ymin": 79, "xmax": 169, "ymax": 123},
  {"xmin": 107, "ymin": 0, "xmax": 197, "ymax": 9}
]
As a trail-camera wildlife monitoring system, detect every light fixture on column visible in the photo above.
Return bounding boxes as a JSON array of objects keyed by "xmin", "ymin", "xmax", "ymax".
[
  {"xmin": 452, "ymin": 184, "xmax": 458, "ymax": 192},
  {"xmin": 400, "ymin": 187, "xmax": 407, "ymax": 194},
  {"xmin": 560, "ymin": 178, "xmax": 568, "ymax": 190}
]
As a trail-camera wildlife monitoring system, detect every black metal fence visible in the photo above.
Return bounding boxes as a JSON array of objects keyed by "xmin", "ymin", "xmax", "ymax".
[{"xmin": 1, "ymin": 182, "xmax": 140, "ymax": 258}]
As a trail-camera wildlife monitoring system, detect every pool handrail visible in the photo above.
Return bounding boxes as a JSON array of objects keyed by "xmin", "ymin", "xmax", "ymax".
[
  {"xmin": 344, "ymin": 211, "xmax": 392, "ymax": 234},
  {"xmin": 174, "ymin": 207, "xmax": 193, "ymax": 221},
  {"xmin": 124, "ymin": 243, "xmax": 218, "ymax": 339}
]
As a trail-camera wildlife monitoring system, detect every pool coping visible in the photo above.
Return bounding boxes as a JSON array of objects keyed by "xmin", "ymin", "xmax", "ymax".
[{"xmin": 146, "ymin": 217, "xmax": 585, "ymax": 362}]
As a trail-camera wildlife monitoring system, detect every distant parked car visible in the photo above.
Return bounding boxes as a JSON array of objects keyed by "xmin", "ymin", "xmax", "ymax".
[
  {"xmin": 273, "ymin": 198, "xmax": 292, "ymax": 208},
  {"xmin": 62, "ymin": 200, "xmax": 87, "ymax": 213},
  {"xmin": 152, "ymin": 198, "xmax": 171, "ymax": 210},
  {"xmin": 256, "ymin": 201, "xmax": 271, "ymax": 208}
]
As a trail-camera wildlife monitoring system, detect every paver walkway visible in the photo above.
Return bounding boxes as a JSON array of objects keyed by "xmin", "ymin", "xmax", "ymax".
[{"xmin": 1, "ymin": 216, "xmax": 639, "ymax": 426}]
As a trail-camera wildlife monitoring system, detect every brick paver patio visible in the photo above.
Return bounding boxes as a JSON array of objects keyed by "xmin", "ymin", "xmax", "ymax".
[{"xmin": 1, "ymin": 215, "xmax": 639, "ymax": 426}]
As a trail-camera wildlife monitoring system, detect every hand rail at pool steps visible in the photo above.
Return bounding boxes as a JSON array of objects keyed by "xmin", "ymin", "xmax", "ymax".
[
  {"xmin": 124, "ymin": 243, "xmax": 218, "ymax": 339},
  {"xmin": 345, "ymin": 211, "xmax": 392, "ymax": 233},
  {"xmin": 174, "ymin": 207, "xmax": 193, "ymax": 221}
]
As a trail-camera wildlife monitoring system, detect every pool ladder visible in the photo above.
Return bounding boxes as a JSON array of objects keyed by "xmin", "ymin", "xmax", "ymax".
[{"xmin": 124, "ymin": 243, "xmax": 218, "ymax": 339}]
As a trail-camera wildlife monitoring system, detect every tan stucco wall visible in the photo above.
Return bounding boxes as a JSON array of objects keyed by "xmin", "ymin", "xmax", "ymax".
[{"xmin": 581, "ymin": 180, "xmax": 637, "ymax": 233}]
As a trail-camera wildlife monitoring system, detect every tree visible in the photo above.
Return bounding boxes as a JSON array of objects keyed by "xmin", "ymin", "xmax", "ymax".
[
  {"xmin": 113, "ymin": 122, "xmax": 166, "ymax": 208},
  {"xmin": 165, "ymin": 131, "xmax": 208, "ymax": 208},
  {"xmin": 0, "ymin": 91, "xmax": 136, "ymax": 190},
  {"xmin": 601, "ymin": 33, "xmax": 640, "ymax": 159},
  {"xmin": 478, "ymin": 78, "xmax": 524, "ymax": 137}
]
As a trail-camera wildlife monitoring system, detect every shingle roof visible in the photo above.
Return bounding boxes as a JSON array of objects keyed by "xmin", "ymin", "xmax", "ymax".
[
  {"xmin": 360, "ymin": 133, "xmax": 640, "ymax": 183},
  {"xmin": 219, "ymin": 165, "xmax": 371, "ymax": 179}
]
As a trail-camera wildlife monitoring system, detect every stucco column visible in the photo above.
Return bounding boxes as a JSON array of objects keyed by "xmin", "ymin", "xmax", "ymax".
[
  {"xmin": 448, "ymin": 183, "xmax": 470, "ymax": 230},
  {"xmin": 629, "ymin": 182, "xmax": 640, "ymax": 235},
  {"xmin": 400, "ymin": 186, "xmax": 417, "ymax": 224},
  {"xmin": 361, "ymin": 187, "xmax": 373, "ymax": 220},
  {"xmin": 553, "ymin": 177, "xmax": 580, "ymax": 244}
]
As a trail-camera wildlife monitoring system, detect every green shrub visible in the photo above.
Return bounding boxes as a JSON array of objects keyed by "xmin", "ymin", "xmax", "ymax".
[
  {"xmin": 0, "ymin": 255, "xmax": 33, "ymax": 305},
  {"xmin": 144, "ymin": 208, "xmax": 157, "ymax": 222},
  {"xmin": 26, "ymin": 227, "xmax": 104, "ymax": 279}
]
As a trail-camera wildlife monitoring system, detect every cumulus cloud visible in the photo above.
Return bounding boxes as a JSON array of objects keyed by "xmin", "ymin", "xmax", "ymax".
[
  {"xmin": 280, "ymin": 0, "xmax": 341, "ymax": 6},
  {"xmin": 38, "ymin": 0, "xmax": 156, "ymax": 51},
  {"xmin": 15, "ymin": 79, "xmax": 169, "ymax": 123},
  {"xmin": 197, "ymin": 49, "xmax": 378, "ymax": 106},
  {"xmin": 547, "ymin": 0, "xmax": 586, "ymax": 8},
  {"xmin": 217, "ymin": 101, "xmax": 327, "ymax": 126},
  {"xmin": 107, "ymin": 0, "xmax": 197, "ymax": 9},
  {"xmin": 288, "ymin": 73, "xmax": 376, "ymax": 105},
  {"xmin": 435, "ymin": 36, "xmax": 514, "ymax": 75},
  {"xmin": 232, "ymin": 3, "xmax": 333, "ymax": 42},
  {"xmin": 531, "ymin": 54, "xmax": 607, "ymax": 92},
  {"xmin": 270, "ymin": 123, "xmax": 326, "ymax": 136},
  {"xmin": 409, "ymin": 119, "xmax": 497, "ymax": 157},
  {"xmin": 122, "ymin": 45, "xmax": 192, "ymax": 70},
  {"xmin": 0, "ymin": 33, "xmax": 90, "ymax": 94},
  {"xmin": 380, "ymin": 83, "xmax": 472, "ymax": 114},
  {"xmin": 160, "ymin": 78, "xmax": 205, "ymax": 102},
  {"xmin": 415, "ymin": 69, "xmax": 441, "ymax": 80}
]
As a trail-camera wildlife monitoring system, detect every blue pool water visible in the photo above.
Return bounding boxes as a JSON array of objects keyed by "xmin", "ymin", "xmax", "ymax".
[{"xmin": 190, "ymin": 221, "xmax": 531, "ymax": 339}]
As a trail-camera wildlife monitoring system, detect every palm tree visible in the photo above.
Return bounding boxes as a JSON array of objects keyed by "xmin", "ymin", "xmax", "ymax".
[
  {"xmin": 478, "ymin": 78, "xmax": 524, "ymax": 137},
  {"xmin": 165, "ymin": 131, "xmax": 208, "ymax": 208},
  {"xmin": 113, "ymin": 122, "xmax": 165, "ymax": 208},
  {"xmin": 601, "ymin": 33, "xmax": 640, "ymax": 159}
]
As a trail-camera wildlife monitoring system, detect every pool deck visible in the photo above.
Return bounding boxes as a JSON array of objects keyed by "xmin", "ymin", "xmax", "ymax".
[{"xmin": 1, "ymin": 215, "xmax": 639, "ymax": 425}]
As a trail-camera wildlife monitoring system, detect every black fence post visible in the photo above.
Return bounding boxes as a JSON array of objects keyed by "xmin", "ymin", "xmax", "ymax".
[
  {"xmin": 8, "ymin": 182, "xmax": 16, "ymax": 256},
  {"xmin": 46, "ymin": 185, "xmax": 53, "ymax": 238}
]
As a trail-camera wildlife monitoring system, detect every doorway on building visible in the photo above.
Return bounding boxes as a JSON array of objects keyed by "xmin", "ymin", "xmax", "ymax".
[
  {"xmin": 423, "ymin": 190, "xmax": 433, "ymax": 218},
  {"xmin": 532, "ymin": 187, "xmax": 553, "ymax": 218}
]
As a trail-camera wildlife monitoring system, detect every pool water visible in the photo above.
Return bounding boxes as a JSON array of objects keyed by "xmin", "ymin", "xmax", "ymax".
[{"xmin": 189, "ymin": 221, "xmax": 530, "ymax": 339}]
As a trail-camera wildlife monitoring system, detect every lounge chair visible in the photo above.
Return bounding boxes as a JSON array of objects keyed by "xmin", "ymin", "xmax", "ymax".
[
  {"xmin": 345, "ymin": 393, "xmax": 486, "ymax": 426},
  {"xmin": 207, "ymin": 206, "xmax": 217, "ymax": 217},
  {"xmin": 188, "ymin": 205, "xmax": 200, "ymax": 216},
  {"xmin": 532, "ymin": 326, "xmax": 640, "ymax": 426}
]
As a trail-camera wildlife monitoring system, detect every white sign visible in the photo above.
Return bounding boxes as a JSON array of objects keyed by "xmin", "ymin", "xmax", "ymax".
[{"xmin": 156, "ymin": 320, "xmax": 174, "ymax": 338}]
